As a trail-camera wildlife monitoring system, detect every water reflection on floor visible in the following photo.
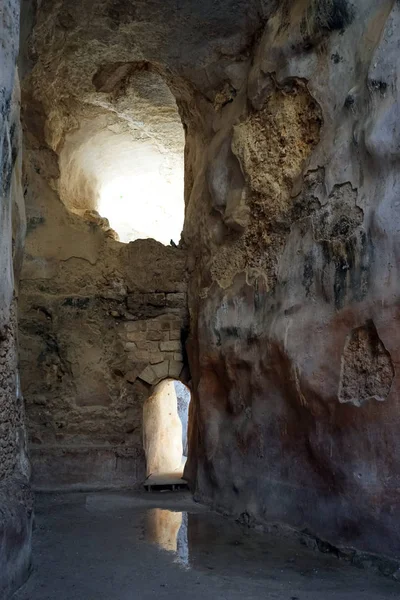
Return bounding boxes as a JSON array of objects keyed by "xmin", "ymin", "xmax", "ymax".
[
  {"xmin": 145, "ymin": 509, "xmax": 182, "ymax": 554},
  {"xmin": 14, "ymin": 493, "xmax": 400, "ymax": 600},
  {"xmin": 143, "ymin": 507, "xmax": 345, "ymax": 581},
  {"xmin": 146, "ymin": 509, "xmax": 190, "ymax": 567}
]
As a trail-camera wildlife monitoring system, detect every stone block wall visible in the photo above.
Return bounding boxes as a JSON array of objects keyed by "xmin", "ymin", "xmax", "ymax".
[
  {"xmin": 18, "ymin": 178, "xmax": 189, "ymax": 490},
  {"xmin": 182, "ymin": 0, "xmax": 400, "ymax": 562},
  {"xmin": 122, "ymin": 313, "xmax": 186, "ymax": 386}
]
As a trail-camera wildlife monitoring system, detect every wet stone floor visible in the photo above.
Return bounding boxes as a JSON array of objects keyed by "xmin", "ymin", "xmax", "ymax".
[{"xmin": 13, "ymin": 492, "xmax": 400, "ymax": 600}]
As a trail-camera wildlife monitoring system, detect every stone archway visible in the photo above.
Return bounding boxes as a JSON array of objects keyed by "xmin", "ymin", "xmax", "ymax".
[
  {"xmin": 123, "ymin": 313, "xmax": 189, "ymax": 387},
  {"xmin": 143, "ymin": 379, "xmax": 191, "ymax": 478}
]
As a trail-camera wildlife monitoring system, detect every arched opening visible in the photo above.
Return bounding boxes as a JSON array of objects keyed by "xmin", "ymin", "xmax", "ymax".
[
  {"xmin": 57, "ymin": 68, "xmax": 185, "ymax": 245},
  {"xmin": 143, "ymin": 379, "xmax": 191, "ymax": 488}
]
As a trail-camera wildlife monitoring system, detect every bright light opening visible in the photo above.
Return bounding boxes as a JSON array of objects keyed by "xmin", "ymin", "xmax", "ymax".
[
  {"xmin": 58, "ymin": 71, "xmax": 185, "ymax": 246},
  {"xmin": 143, "ymin": 379, "xmax": 191, "ymax": 478},
  {"xmin": 98, "ymin": 156, "xmax": 184, "ymax": 245}
]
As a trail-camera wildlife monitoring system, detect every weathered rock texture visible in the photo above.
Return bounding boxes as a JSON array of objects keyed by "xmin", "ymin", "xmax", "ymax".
[
  {"xmin": 19, "ymin": 0, "xmax": 400, "ymax": 561},
  {"xmin": 19, "ymin": 0, "xmax": 191, "ymax": 493},
  {"xmin": 0, "ymin": 1, "xmax": 33, "ymax": 596},
  {"xmin": 185, "ymin": 0, "xmax": 400, "ymax": 561},
  {"xmin": 19, "ymin": 222, "xmax": 188, "ymax": 488}
]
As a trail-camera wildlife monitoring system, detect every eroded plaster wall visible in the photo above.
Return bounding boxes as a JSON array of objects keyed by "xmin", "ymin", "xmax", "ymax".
[
  {"xmin": 19, "ymin": 0, "xmax": 400, "ymax": 563},
  {"xmin": 0, "ymin": 1, "xmax": 32, "ymax": 596},
  {"xmin": 19, "ymin": 190, "xmax": 188, "ymax": 488}
]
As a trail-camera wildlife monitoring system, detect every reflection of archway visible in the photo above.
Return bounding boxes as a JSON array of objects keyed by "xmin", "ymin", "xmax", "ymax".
[
  {"xmin": 146, "ymin": 509, "xmax": 189, "ymax": 567},
  {"xmin": 143, "ymin": 379, "xmax": 191, "ymax": 481}
]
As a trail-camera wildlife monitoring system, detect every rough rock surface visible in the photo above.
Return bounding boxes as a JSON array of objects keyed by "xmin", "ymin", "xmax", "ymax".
[
  {"xmin": 185, "ymin": 0, "xmax": 400, "ymax": 560},
  {"xmin": 19, "ymin": 0, "xmax": 400, "ymax": 562},
  {"xmin": 0, "ymin": 1, "xmax": 33, "ymax": 596},
  {"xmin": 19, "ymin": 57, "xmax": 189, "ymax": 487},
  {"xmin": 19, "ymin": 213, "xmax": 188, "ymax": 488}
]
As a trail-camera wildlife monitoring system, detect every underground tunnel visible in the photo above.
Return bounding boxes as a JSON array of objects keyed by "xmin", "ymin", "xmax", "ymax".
[{"xmin": 2, "ymin": 0, "xmax": 400, "ymax": 598}]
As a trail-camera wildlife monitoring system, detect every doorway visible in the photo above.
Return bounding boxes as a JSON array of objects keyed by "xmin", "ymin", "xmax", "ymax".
[{"xmin": 143, "ymin": 379, "xmax": 191, "ymax": 486}]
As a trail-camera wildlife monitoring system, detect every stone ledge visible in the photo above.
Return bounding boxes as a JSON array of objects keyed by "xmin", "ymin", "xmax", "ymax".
[
  {"xmin": 0, "ymin": 476, "xmax": 33, "ymax": 599},
  {"xmin": 30, "ymin": 446, "xmax": 146, "ymax": 492}
]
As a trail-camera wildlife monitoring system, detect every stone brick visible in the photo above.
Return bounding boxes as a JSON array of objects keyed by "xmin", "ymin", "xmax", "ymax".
[
  {"xmin": 169, "ymin": 361, "xmax": 184, "ymax": 378},
  {"xmin": 125, "ymin": 321, "xmax": 147, "ymax": 332},
  {"xmin": 174, "ymin": 352, "xmax": 183, "ymax": 362},
  {"xmin": 169, "ymin": 329, "xmax": 181, "ymax": 340},
  {"xmin": 127, "ymin": 350, "xmax": 149, "ymax": 362},
  {"xmin": 169, "ymin": 314, "xmax": 183, "ymax": 323},
  {"xmin": 161, "ymin": 321, "xmax": 170, "ymax": 331},
  {"xmin": 153, "ymin": 361, "xmax": 169, "ymax": 380},
  {"xmin": 138, "ymin": 365, "xmax": 157, "ymax": 385},
  {"xmin": 127, "ymin": 292, "xmax": 166, "ymax": 309},
  {"xmin": 124, "ymin": 363, "xmax": 147, "ymax": 384},
  {"xmin": 125, "ymin": 370, "xmax": 139, "ymax": 383},
  {"xmin": 166, "ymin": 293, "xmax": 187, "ymax": 309},
  {"xmin": 150, "ymin": 353, "xmax": 164, "ymax": 365},
  {"xmin": 160, "ymin": 340, "xmax": 181, "ymax": 352},
  {"xmin": 126, "ymin": 331, "xmax": 146, "ymax": 342},
  {"xmin": 165, "ymin": 308, "xmax": 185, "ymax": 317},
  {"xmin": 147, "ymin": 293, "xmax": 166, "ymax": 307},
  {"xmin": 136, "ymin": 341, "xmax": 159, "ymax": 352},
  {"xmin": 168, "ymin": 315, "xmax": 183, "ymax": 327},
  {"xmin": 146, "ymin": 329, "xmax": 163, "ymax": 342},
  {"xmin": 130, "ymin": 292, "xmax": 146, "ymax": 305},
  {"xmin": 147, "ymin": 319, "xmax": 164, "ymax": 331},
  {"xmin": 124, "ymin": 342, "xmax": 137, "ymax": 351}
]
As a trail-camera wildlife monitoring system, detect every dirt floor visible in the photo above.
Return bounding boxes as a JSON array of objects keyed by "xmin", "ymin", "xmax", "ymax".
[{"xmin": 12, "ymin": 492, "xmax": 400, "ymax": 600}]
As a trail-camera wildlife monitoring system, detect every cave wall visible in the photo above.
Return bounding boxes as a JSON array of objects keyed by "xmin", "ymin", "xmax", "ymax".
[
  {"xmin": 0, "ymin": 1, "xmax": 33, "ymax": 596},
  {"xmin": 185, "ymin": 0, "xmax": 400, "ymax": 560},
  {"xmin": 19, "ymin": 0, "xmax": 400, "ymax": 560}
]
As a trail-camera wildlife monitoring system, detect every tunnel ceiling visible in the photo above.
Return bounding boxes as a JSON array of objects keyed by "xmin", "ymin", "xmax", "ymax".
[{"xmin": 24, "ymin": 0, "xmax": 276, "ymax": 152}]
